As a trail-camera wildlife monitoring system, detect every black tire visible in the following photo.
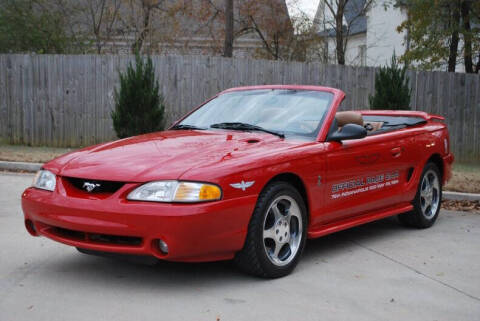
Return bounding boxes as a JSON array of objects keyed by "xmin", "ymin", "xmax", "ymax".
[
  {"xmin": 398, "ymin": 162, "xmax": 442, "ymax": 228},
  {"xmin": 234, "ymin": 181, "xmax": 308, "ymax": 278}
]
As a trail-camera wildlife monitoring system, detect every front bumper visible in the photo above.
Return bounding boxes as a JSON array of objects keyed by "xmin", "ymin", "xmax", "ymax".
[{"xmin": 21, "ymin": 186, "xmax": 257, "ymax": 262}]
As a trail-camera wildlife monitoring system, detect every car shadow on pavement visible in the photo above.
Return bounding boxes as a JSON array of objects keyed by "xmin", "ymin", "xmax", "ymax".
[
  {"xmin": 36, "ymin": 216, "xmax": 414, "ymax": 287},
  {"xmin": 303, "ymin": 216, "xmax": 409, "ymax": 261}
]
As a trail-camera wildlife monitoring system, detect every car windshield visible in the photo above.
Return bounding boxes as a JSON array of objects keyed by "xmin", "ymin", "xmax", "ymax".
[{"xmin": 177, "ymin": 89, "xmax": 333, "ymax": 139}]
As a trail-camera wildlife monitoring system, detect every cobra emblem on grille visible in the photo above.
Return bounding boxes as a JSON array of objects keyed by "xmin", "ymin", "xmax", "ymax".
[{"xmin": 83, "ymin": 182, "xmax": 100, "ymax": 192}]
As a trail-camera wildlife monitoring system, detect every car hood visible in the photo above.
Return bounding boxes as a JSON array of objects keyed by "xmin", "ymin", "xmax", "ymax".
[{"xmin": 46, "ymin": 130, "xmax": 305, "ymax": 182}]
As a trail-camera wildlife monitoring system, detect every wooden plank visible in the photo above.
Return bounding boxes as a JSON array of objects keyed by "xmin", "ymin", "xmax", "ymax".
[
  {"xmin": 407, "ymin": 70, "xmax": 417, "ymax": 110},
  {"xmin": 54, "ymin": 55, "xmax": 65, "ymax": 147},
  {"xmin": 463, "ymin": 74, "xmax": 476, "ymax": 161},
  {"xmin": 455, "ymin": 73, "xmax": 466, "ymax": 161},
  {"xmin": 94, "ymin": 55, "xmax": 102, "ymax": 143},
  {"xmin": 5, "ymin": 55, "xmax": 13, "ymax": 143},
  {"xmin": 0, "ymin": 55, "xmax": 7, "ymax": 140},
  {"xmin": 31, "ymin": 55, "xmax": 40, "ymax": 146},
  {"xmin": 473, "ymin": 76, "xmax": 480, "ymax": 162},
  {"xmin": 12, "ymin": 55, "xmax": 22, "ymax": 144}
]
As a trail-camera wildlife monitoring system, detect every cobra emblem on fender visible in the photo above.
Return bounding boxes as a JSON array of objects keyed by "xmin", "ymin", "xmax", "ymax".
[{"xmin": 230, "ymin": 180, "xmax": 255, "ymax": 191}]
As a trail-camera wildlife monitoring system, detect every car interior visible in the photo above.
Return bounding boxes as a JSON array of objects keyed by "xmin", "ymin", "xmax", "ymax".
[{"xmin": 333, "ymin": 111, "xmax": 427, "ymax": 137}]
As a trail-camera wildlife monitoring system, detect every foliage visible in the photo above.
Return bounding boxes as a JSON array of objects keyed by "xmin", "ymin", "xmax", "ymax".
[
  {"xmin": 369, "ymin": 55, "xmax": 411, "ymax": 110},
  {"xmin": 397, "ymin": 0, "xmax": 480, "ymax": 73},
  {"xmin": 111, "ymin": 53, "xmax": 165, "ymax": 138},
  {"xmin": 77, "ymin": 0, "xmax": 122, "ymax": 54},
  {"xmin": 0, "ymin": 0, "xmax": 79, "ymax": 54},
  {"xmin": 0, "ymin": 0, "xmax": 318, "ymax": 60}
]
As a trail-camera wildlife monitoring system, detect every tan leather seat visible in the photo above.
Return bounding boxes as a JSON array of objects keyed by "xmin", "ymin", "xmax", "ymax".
[{"xmin": 335, "ymin": 111, "xmax": 364, "ymax": 127}]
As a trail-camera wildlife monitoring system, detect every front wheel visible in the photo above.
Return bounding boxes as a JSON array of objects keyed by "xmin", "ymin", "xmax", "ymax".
[
  {"xmin": 399, "ymin": 162, "xmax": 442, "ymax": 228},
  {"xmin": 235, "ymin": 182, "xmax": 307, "ymax": 278}
]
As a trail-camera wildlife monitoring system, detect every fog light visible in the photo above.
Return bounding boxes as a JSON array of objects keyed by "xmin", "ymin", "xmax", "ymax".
[{"xmin": 157, "ymin": 239, "xmax": 169, "ymax": 254}]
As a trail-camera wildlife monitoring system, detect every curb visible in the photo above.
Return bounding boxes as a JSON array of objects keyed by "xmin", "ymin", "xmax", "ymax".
[
  {"xmin": 0, "ymin": 161, "xmax": 42, "ymax": 172},
  {"xmin": 443, "ymin": 191, "xmax": 480, "ymax": 202},
  {"xmin": 1, "ymin": 160, "xmax": 480, "ymax": 202}
]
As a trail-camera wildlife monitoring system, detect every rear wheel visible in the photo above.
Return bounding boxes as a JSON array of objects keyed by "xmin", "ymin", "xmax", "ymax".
[
  {"xmin": 399, "ymin": 162, "xmax": 442, "ymax": 228},
  {"xmin": 235, "ymin": 182, "xmax": 307, "ymax": 278}
]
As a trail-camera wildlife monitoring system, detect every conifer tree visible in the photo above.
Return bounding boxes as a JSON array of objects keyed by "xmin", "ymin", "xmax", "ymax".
[
  {"xmin": 112, "ymin": 53, "xmax": 165, "ymax": 138},
  {"xmin": 369, "ymin": 55, "xmax": 411, "ymax": 110}
]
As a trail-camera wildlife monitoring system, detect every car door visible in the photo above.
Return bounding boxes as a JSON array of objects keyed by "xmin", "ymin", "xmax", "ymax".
[{"xmin": 320, "ymin": 133, "xmax": 411, "ymax": 225}]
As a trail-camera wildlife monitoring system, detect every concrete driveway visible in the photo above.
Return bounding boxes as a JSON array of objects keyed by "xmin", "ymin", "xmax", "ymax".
[{"xmin": 1, "ymin": 172, "xmax": 479, "ymax": 321}]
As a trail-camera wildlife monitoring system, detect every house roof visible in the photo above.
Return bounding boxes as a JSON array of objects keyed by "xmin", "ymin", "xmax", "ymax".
[{"xmin": 318, "ymin": 0, "xmax": 367, "ymax": 37}]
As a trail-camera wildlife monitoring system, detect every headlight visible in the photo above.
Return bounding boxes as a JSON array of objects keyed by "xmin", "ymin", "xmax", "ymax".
[
  {"xmin": 127, "ymin": 181, "xmax": 222, "ymax": 203},
  {"xmin": 32, "ymin": 170, "xmax": 56, "ymax": 191}
]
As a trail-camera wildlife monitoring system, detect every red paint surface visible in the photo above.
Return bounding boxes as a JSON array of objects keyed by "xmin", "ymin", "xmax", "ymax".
[{"xmin": 21, "ymin": 85, "xmax": 454, "ymax": 262}]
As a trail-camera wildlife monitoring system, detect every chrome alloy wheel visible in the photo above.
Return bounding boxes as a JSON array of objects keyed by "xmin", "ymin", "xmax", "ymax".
[
  {"xmin": 263, "ymin": 195, "xmax": 303, "ymax": 266},
  {"xmin": 420, "ymin": 169, "xmax": 440, "ymax": 219}
]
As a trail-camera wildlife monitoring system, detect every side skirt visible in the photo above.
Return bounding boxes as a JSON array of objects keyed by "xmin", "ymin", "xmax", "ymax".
[{"xmin": 307, "ymin": 203, "xmax": 413, "ymax": 239}]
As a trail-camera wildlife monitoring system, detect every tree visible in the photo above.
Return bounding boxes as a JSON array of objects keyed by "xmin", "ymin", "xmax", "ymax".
[
  {"xmin": 78, "ymin": 0, "xmax": 122, "ymax": 53},
  {"xmin": 185, "ymin": 0, "xmax": 295, "ymax": 60},
  {"xmin": 112, "ymin": 53, "xmax": 165, "ymax": 138},
  {"xmin": 397, "ymin": 0, "xmax": 480, "ymax": 73},
  {"xmin": 0, "ymin": 0, "xmax": 79, "ymax": 53},
  {"xmin": 129, "ymin": 0, "xmax": 163, "ymax": 53},
  {"xmin": 369, "ymin": 55, "xmax": 411, "ymax": 110},
  {"xmin": 236, "ymin": 0, "xmax": 295, "ymax": 60},
  {"xmin": 320, "ymin": 0, "xmax": 376, "ymax": 65},
  {"xmin": 223, "ymin": 0, "xmax": 233, "ymax": 57},
  {"xmin": 474, "ymin": 1, "xmax": 480, "ymax": 73}
]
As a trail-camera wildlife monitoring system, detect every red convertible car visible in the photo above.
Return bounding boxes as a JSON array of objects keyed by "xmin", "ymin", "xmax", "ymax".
[{"xmin": 22, "ymin": 85, "xmax": 454, "ymax": 278}]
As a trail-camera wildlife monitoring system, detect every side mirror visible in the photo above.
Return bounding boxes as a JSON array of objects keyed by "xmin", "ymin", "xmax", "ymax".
[{"xmin": 328, "ymin": 123, "xmax": 367, "ymax": 142}]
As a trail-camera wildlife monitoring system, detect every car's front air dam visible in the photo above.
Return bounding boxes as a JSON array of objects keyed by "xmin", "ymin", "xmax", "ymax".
[{"xmin": 21, "ymin": 187, "xmax": 257, "ymax": 262}]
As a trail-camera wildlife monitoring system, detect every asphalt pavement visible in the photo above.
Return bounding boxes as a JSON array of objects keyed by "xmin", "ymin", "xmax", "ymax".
[{"xmin": 1, "ymin": 172, "xmax": 479, "ymax": 321}]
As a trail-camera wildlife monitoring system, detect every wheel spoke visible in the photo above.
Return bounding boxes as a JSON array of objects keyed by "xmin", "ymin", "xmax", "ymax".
[
  {"xmin": 288, "ymin": 236, "xmax": 296, "ymax": 248},
  {"xmin": 423, "ymin": 176, "xmax": 431, "ymax": 191},
  {"xmin": 272, "ymin": 241, "xmax": 282, "ymax": 260},
  {"xmin": 271, "ymin": 203, "xmax": 283, "ymax": 221},
  {"xmin": 431, "ymin": 177, "xmax": 440, "ymax": 194},
  {"xmin": 263, "ymin": 227, "xmax": 275, "ymax": 240},
  {"xmin": 288, "ymin": 205, "xmax": 301, "ymax": 220},
  {"xmin": 420, "ymin": 188, "xmax": 428, "ymax": 199},
  {"xmin": 421, "ymin": 198, "xmax": 428, "ymax": 211}
]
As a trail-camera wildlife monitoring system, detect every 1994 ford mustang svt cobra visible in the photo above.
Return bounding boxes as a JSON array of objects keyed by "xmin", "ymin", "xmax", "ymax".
[{"xmin": 22, "ymin": 85, "xmax": 454, "ymax": 278}]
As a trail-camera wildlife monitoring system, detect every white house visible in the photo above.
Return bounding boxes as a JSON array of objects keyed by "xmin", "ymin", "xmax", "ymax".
[{"xmin": 313, "ymin": 0, "xmax": 408, "ymax": 67}]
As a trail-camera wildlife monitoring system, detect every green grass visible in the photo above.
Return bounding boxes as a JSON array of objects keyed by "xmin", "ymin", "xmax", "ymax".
[
  {"xmin": 446, "ymin": 162, "xmax": 480, "ymax": 194},
  {"xmin": 0, "ymin": 144, "xmax": 74, "ymax": 163},
  {"xmin": 452, "ymin": 162, "xmax": 480, "ymax": 173}
]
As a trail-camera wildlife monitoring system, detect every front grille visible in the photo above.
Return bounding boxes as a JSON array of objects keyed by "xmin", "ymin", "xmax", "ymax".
[
  {"xmin": 51, "ymin": 226, "xmax": 142, "ymax": 247},
  {"xmin": 65, "ymin": 177, "xmax": 124, "ymax": 194}
]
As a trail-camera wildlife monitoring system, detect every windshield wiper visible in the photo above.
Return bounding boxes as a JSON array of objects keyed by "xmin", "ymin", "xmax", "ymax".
[
  {"xmin": 171, "ymin": 124, "xmax": 206, "ymax": 130},
  {"xmin": 210, "ymin": 122, "xmax": 285, "ymax": 138}
]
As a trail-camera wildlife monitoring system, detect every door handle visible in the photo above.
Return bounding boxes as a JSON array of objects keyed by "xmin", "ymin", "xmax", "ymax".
[{"xmin": 391, "ymin": 147, "xmax": 402, "ymax": 158}]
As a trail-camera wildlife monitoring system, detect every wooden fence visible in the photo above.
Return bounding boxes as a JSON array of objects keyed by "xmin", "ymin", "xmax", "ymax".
[{"xmin": 0, "ymin": 54, "xmax": 479, "ymax": 162}]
